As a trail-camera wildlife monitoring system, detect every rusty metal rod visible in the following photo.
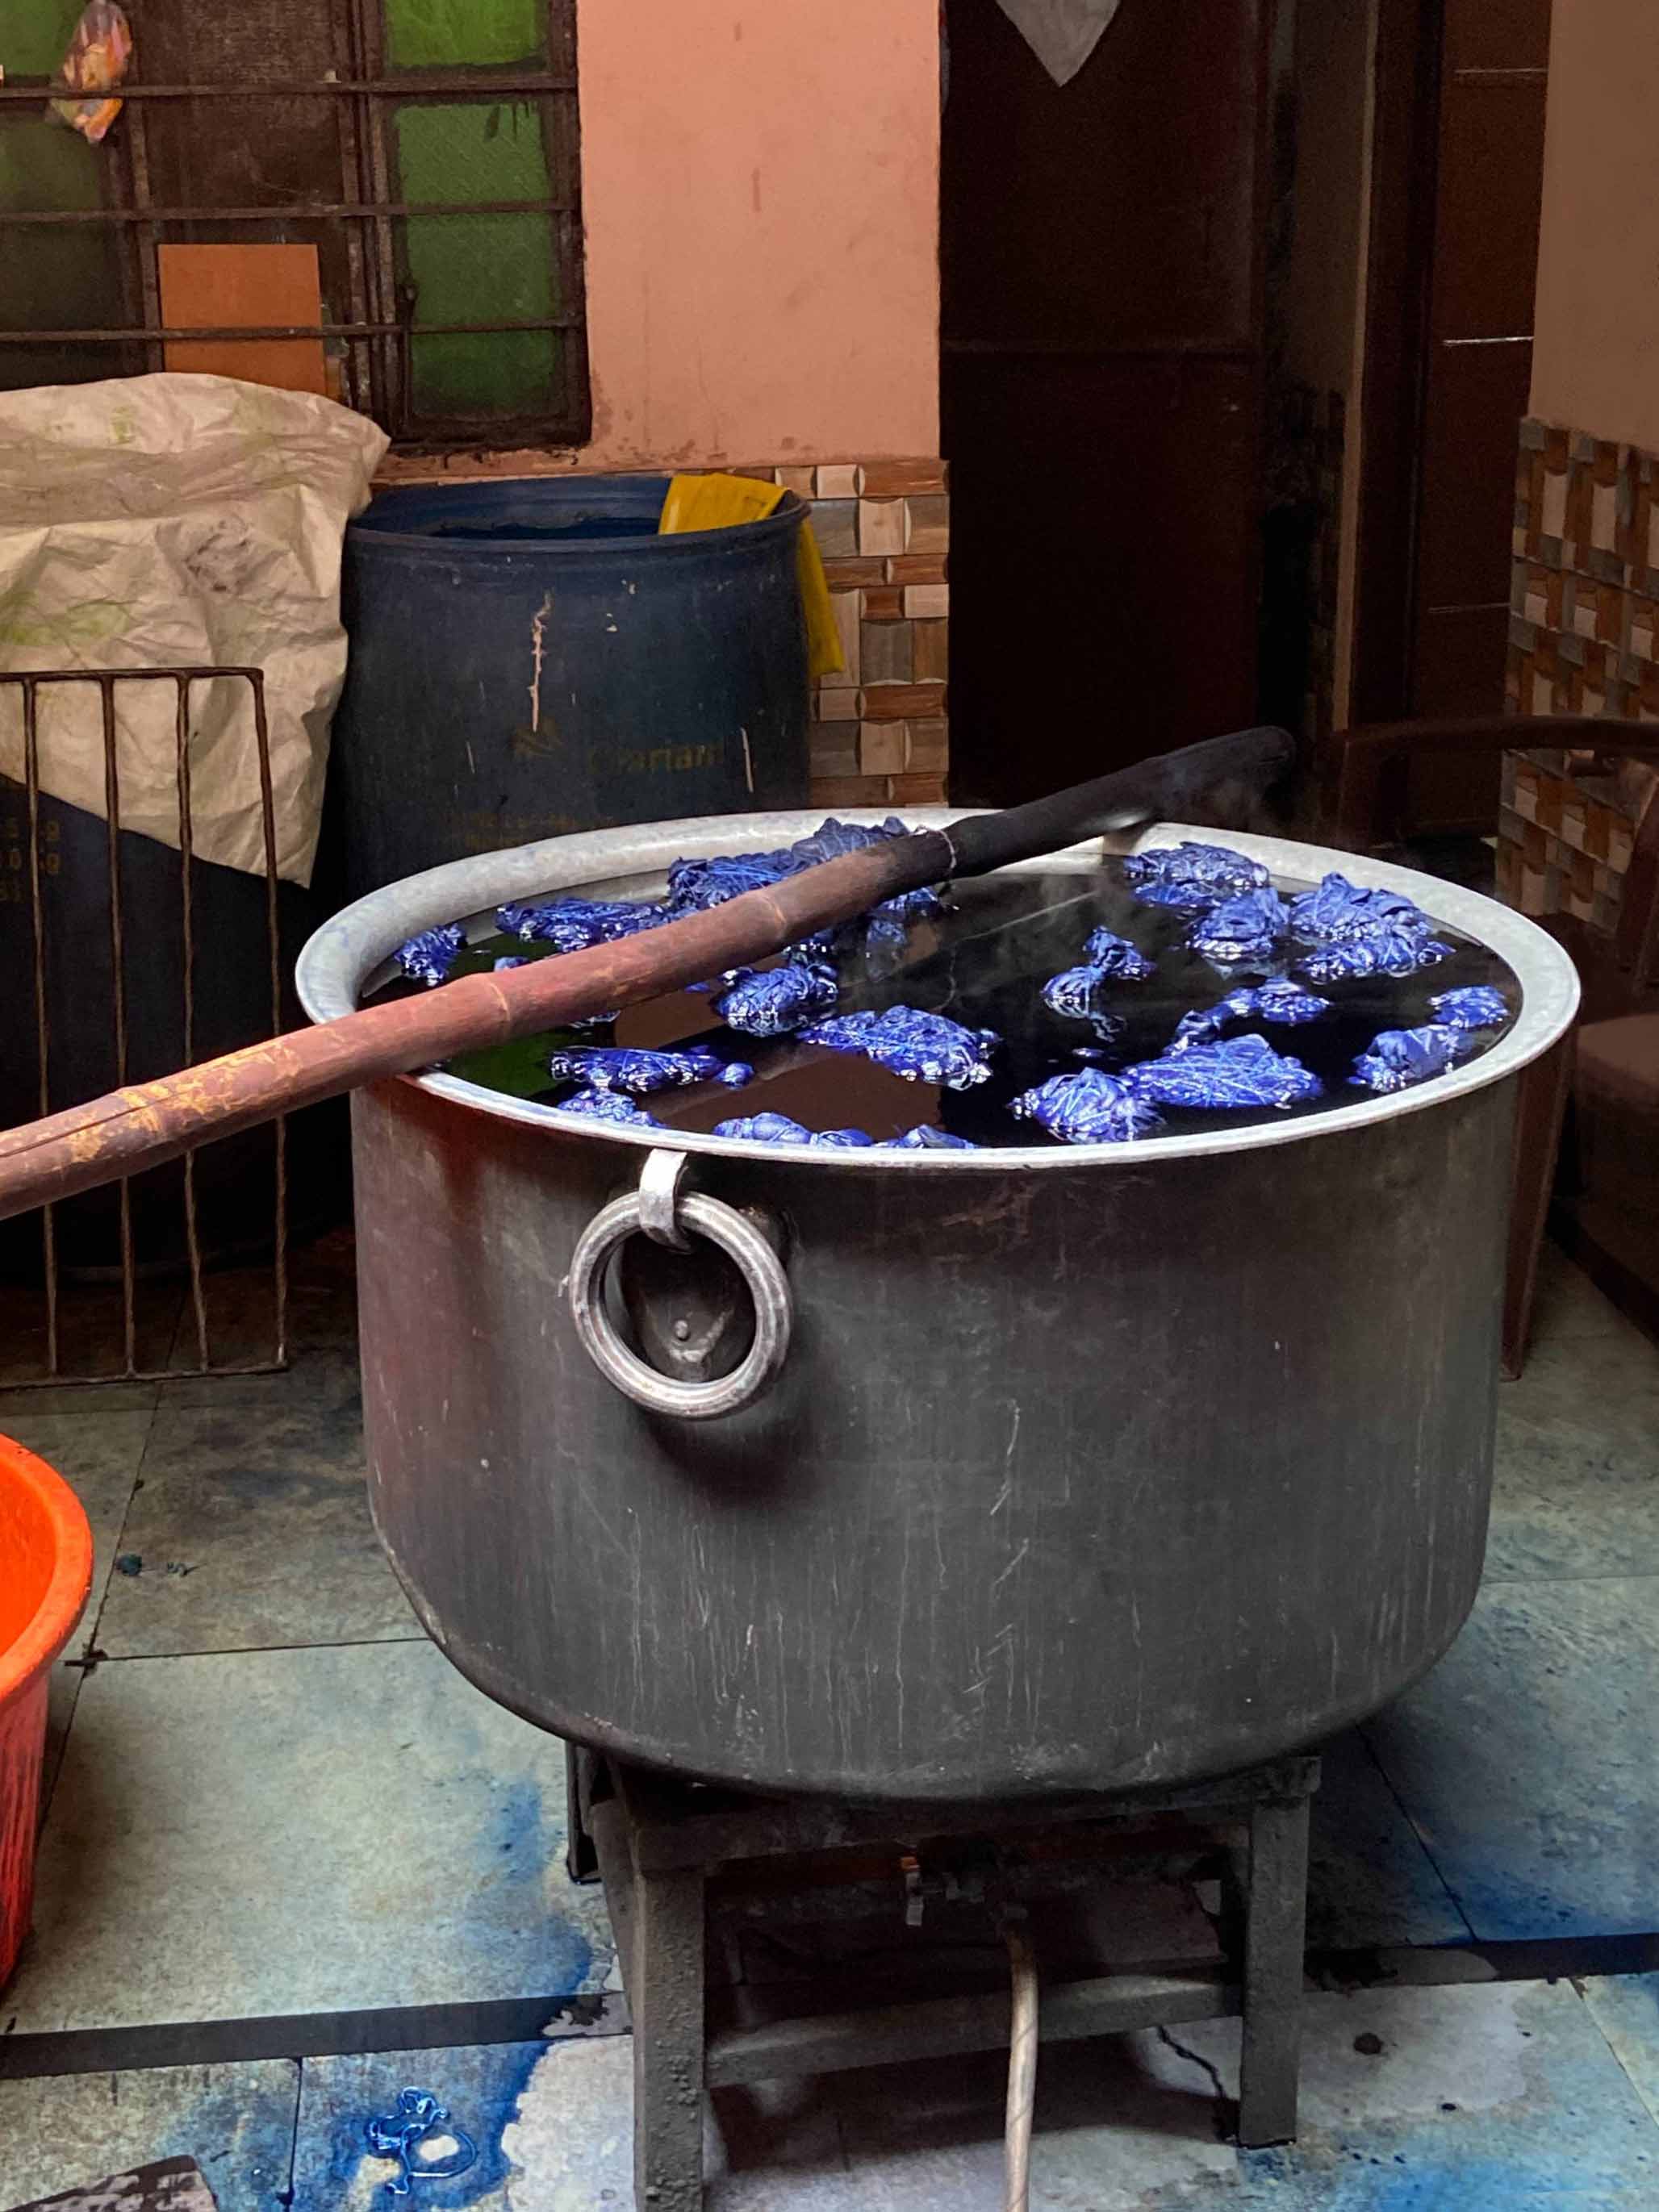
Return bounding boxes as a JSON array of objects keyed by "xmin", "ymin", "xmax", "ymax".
[{"xmin": 0, "ymin": 728, "xmax": 1292, "ymax": 1225}]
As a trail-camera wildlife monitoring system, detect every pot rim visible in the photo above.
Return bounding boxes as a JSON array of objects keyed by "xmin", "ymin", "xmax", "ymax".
[{"xmin": 296, "ymin": 810, "xmax": 1581, "ymax": 1172}]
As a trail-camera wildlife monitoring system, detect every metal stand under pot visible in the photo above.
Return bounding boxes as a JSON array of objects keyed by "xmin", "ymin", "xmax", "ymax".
[{"xmin": 569, "ymin": 1747, "xmax": 1319, "ymax": 2210}]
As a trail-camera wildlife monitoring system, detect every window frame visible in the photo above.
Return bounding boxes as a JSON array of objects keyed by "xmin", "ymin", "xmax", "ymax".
[{"xmin": 0, "ymin": 0, "xmax": 592, "ymax": 450}]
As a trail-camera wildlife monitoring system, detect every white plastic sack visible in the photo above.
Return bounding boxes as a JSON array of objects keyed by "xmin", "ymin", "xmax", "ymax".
[
  {"xmin": 0, "ymin": 374, "xmax": 388, "ymax": 886},
  {"xmin": 995, "ymin": 0, "xmax": 1123, "ymax": 85}
]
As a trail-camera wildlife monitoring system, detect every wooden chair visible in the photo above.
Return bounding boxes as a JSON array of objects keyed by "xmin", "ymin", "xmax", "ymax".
[{"xmin": 1322, "ymin": 716, "xmax": 1659, "ymax": 1375}]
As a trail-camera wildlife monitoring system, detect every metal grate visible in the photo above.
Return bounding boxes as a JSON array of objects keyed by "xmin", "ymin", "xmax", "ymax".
[
  {"xmin": 0, "ymin": 666, "xmax": 287, "ymax": 1388},
  {"xmin": 0, "ymin": 0, "xmax": 589, "ymax": 444}
]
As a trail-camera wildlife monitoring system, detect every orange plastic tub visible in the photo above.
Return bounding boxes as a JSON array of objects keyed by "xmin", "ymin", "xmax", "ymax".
[{"xmin": 0, "ymin": 1437, "xmax": 93, "ymax": 1989}]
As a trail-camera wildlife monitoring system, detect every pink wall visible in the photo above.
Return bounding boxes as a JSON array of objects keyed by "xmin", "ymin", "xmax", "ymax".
[{"xmin": 575, "ymin": 0, "xmax": 941, "ymax": 469}]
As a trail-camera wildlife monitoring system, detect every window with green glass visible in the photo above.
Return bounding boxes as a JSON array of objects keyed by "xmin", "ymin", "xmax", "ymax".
[{"xmin": 0, "ymin": 0, "xmax": 590, "ymax": 446}]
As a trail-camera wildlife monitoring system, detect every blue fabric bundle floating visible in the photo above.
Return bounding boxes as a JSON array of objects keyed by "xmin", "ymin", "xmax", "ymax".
[
  {"xmin": 1042, "ymin": 928, "xmax": 1151, "ymax": 1025},
  {"xmin": 1121, "ymin": 841, "xmax": 1270, "ymax": 914},
  {"xmin": 666, "ymin": 849, "xmax": 792, "ymax": 912},
  {"xmin": 884, "ymin": 1125, "xmax": 978, "ymax": 1150},
  {"xmin": 1187, "ymin": 886, "xmax": 1291, "ymax": 966},
  {"xmin": 495, "ymin": 895, "xmax": 666, "ymax": 949},
  {"xmin": 554, "ymin": 1088, "xmax": 661, "ymax": 1127},
  {"xmin": 1289, "ymin": 873, "xmax": 1452, "ymax": 982},
  {"xmin": 797, "ymin": 1004, "xmax": 999, "ymax": 1088},
  {"xmin": 715, "ymin": 962, "xmax": 839, "ymax": 1037},
  {"xmin": 1126, "ymin": 1033, "xmax": 1323, "ymax": 1111},
  {"xmin": 790, "ymin": 818, "xmax": 943, "ymax": 924},
  {"xmin": 1082, "ymin": 926, "xmax": 1155, "ymax": 979},
  {"xmin": 1040, "ymin": 966, "xmax": 1128, "ymax": 1033},
  {"xmin": 713, "ymin": 1112, "xmax": 876, "ymax": 1148},
  {"xmin": 1173, "ymin": 979, "xmax": 1331, "ymax": 1048},
  {"xmin": 669, "ymin": 815, "xmax": 936, "ymax": 908},
  {"xmin": 1429, "ymin": 985, "xmax": 1511, "ymax": 1031},
  {"xmin": 1011, "ymin": 1068, "xmax": 1163, "ymax": 1145},
  {"xmin": 546, "ymin": 1045, "xmax": 750, "ymax": 1095},
  {"xmin": 395, "ymin": 924, "xmax": 466, "ymax": 987},
  {"xmin": 1350, "ymin": 1024, "xmax": 1474, "ymax": 1094}
]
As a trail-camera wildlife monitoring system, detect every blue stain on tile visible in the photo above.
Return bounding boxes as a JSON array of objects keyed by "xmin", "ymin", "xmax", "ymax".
[
  {"xmin": 465, "ymin": 1776, "xmax": 594, "ymax": 2000},
  {"xmin": 294, "ymin": 2041, "xmax": 553, "ymax": 2211}
]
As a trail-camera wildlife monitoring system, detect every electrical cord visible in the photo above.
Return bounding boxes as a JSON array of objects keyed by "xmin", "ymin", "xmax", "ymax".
[{"xmin": 1002, "ymin": 1910, "xmax": 1039, "ymax": 2212}]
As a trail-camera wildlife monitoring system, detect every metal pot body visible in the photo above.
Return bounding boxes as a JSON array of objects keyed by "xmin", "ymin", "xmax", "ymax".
[{"xmin": 302, "ymin": 812, "xmax": 1578, "ymax": 1803}]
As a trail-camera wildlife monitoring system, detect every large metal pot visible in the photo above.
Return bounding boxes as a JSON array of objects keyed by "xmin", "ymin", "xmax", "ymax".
[{"xmin": 297, "ymin": 814, "xmax": 1578, "ymax": 1802}]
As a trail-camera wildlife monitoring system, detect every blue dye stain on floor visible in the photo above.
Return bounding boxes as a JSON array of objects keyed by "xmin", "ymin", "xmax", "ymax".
[
  {"xmin": 464, "ymin": 1777, "xmax": 594, "ymax": 2000},
  {"xmin": 292, "ymin": 2040, "xmax": 554, "ymax": 2211}
]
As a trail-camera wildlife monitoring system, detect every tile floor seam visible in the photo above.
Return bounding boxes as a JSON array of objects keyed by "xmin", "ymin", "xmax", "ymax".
[
  {"xmin": 39, "ymin": 1398, "xmax": 159, "ymax": 1824},
  {"xmin": 280, "ymin": 2056, "xmax": 303, "ymax": 2209},
  {"xmin": 1571, "ymin": 1975, "xmax": 1659, "ymax": 2139},
  {"xmin": 1352, "ymin": 1726, "xmax": 1477, "ymax": 1946},
  {"xmin": 1484, "ymin": 1568, "xmax": 1659, "ymax": 1585},
  {"xmin": 89, "ymin": 1634, "xmax": 433, "ymax": 1665}
]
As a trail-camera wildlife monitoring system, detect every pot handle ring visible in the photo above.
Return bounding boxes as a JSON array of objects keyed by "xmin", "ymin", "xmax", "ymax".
[{"xmin": 566, "ymin": 1150, "xmax": 793, "ymax": 1421}]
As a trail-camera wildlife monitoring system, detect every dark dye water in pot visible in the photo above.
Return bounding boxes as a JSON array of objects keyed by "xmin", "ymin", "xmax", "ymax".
[{"xmin": 370, "ymin": 858, "xmax": 1521, "ymax": 1148}]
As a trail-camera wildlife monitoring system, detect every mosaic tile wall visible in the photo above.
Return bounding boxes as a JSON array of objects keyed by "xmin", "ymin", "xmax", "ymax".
[
  {"xmin": 1502, "ymin": 419, "xmax": 1659, "ymax": 931},
  {"xmin": 738, "ymin": 458, "xmax": 950, "ymax": 812}
]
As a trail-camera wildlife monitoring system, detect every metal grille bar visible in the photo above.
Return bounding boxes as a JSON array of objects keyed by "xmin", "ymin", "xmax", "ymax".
[
  {"xmin": 0, "ymin": 74, "xmax": 578, "ymax": 100},
  {"xmin": 0, "ymin": 666, "xmax": 288, "ymax": 1388},
  {"xmin": 0, "ymin": 201, "xmax": 577, "ymax": 223}
]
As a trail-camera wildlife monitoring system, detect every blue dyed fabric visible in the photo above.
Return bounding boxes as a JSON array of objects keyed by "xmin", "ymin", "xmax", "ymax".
[
  {"xmin": 1011, "ymin": 1068, "xmax": 1162, "ymax": 1145},
  {"xmin": 1081, "ymin": 926, "xmax": 1155, "ymax": 979},
  {"xmin": 668, "ymin": 816, "xmax": 930, "ymax": 913},
  {"xmin": 553, "ymin": 1088, "xmax": 660, "ymax": 1126},
  {"xmin": 1429, "ymin": 985, "xmax": 1511, "ymax": 1030},
  {"xmin": 1121, "ymin": 841, "xmax": 1269, "ymax": 914},
  {"xmin": 884, "ymin": 1125, "xmax": 977, "ymax": 1150},
  {"xmin": 1289, "ymin": 872, "xmax": 1452, "ymax": 981},
  {"xmin": 1350, "ymin": 1023, "xmax": 1473, "ymax": 1094},
  {"xmin": 1173, "ymin": 980, "xmax": 1331, "ymax": 1046},
  {"xmin": 665, "ymin": 849, "xmax": 791, "ymax": 912},
  {"xmin": 546, "ymin": 1045, "xmax": 747, "ymax": 1095},
  {"xmin": 495, "ymin": 895, "xmax": 666, "ymax": 949},
  {"xmin": 1187, "ymin": 886, "xmax": 1291, "ymax": 965},
  {"xmin": 493, "ymin": 955, "xmax": 528, "ymax": 972},
  {"xmin": 716, "ymin": 962, "xmax": 839, "ymax": 1037},
  {"xmin": 1126, "ymin": 1033, "xmax": 1322, "ymax": 1111},
  {"xmin": 798, "ymin": 1005, "xmax": 999, "ymax": 1088},
  {"xmin": 713, "ymin": 1112, "xmax": 876, "ymax": 1148},
  {"xmin": 1041, "ymin": 965, "xmax": 1128, "ymax": 1030},
  {"xmin": 395, "ymin": 924, "xmax": 466, "ymax": 987},
  {"xmin": 787, "ymin": 814, "xmax": 910, "ymax": 867}
]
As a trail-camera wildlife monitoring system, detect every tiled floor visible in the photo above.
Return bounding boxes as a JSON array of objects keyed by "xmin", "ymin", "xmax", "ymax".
[{"xmin": 2, "ymin": 1233, "xmax": 1657, "ymax": 2207}]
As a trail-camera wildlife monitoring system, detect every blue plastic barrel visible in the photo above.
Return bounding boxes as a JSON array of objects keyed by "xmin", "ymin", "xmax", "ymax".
[{"xmin": 328, "ymin": 476, "xmax": 812, "ymax": 898}]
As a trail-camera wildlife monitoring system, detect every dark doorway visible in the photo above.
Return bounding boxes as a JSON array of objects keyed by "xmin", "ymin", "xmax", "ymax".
[
  {"xmin": 940, "ymin": 0, "xmax": 1281, "ymax": 805},
  {"xmin": 1353, "ymin": 0, "xmax": 1552, "ymax": 825}
]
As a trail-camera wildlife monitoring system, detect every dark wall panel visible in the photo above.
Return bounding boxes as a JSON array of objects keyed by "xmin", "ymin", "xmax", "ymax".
[{"xmin": 944, "ymin": 355, "xmax": 1262, "ymax": 799}]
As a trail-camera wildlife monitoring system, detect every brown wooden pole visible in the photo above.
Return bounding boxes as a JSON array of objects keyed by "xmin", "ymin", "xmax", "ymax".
[
  {"xmin": 0, "ymin": 843, "xmax": 934, "ymax": 1225},
  {"xmin": 0, "ymin": 725, "xmax": 1293, "ymax": 1226}
]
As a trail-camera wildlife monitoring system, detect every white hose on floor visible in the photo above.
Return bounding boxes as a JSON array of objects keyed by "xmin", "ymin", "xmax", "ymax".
[{"xmin": 1003, "ymin": 1914, "xmax": 1039, "ymax": 2212}]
